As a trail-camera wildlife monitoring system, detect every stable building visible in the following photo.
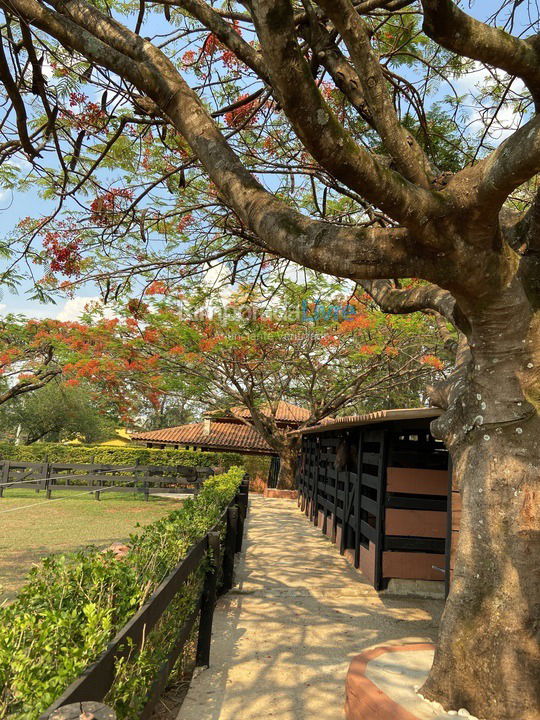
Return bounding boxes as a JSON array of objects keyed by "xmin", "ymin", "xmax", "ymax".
[
  {"xmin": 294, "ymin": 408, "xmax": 459, "ymax": 596},
  {"xmin": 130, "ymin": 401, "xmax": 309, "ymax": 459}
]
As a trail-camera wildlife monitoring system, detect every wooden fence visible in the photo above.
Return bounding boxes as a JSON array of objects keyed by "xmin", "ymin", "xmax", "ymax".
[
  {"xmin": 41, "ymin": 474, "xmax": 249, "ymax": 720},
  {"xmin": 0, "ymin": 460, "xmax": 214, "ymax": 499}
]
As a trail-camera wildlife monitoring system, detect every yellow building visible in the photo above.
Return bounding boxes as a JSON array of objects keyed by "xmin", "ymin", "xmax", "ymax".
[{"xmin": 63, "ymin": 428, "xmax": 132, "ymax": 447}]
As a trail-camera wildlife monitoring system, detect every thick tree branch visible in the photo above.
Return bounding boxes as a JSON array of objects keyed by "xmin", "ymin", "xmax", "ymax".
[
  {"xmin": 314, "ymin": 0, "xmax": 432, "ymax": 186},
  {"xmin": 420, "ymin": 0, "xmax": 540, "ymax": 108},
  {"xmin": 4, "ymin": 0, "xmax": 446, "ymax": 283},
  {"xmin": 249, "ymin": 0, "xmax": 442, "ymax": 227},
  {"xmin": 0, "ymin": 23, "xmax": 40, "ymax": 157},
  {"xmin": 356, "ymin": 0, "xmax": 415, "ymax": 11},
  {"xmin": 361, "ymin": 279, "xmax": 457, "ymax": 323},
  {"xmin": 476, "ymin": 114, "xmax": 540, "ymax": 213},
  {"xmin": 298, "ymin": 18, "xmax": 373, "ymax": 125}
]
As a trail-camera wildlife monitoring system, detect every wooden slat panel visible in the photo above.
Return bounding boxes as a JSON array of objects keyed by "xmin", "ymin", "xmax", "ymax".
[
  {"xmin": 360, "ymin": 520, "xmax": 377, "ymax": 544},
  {"xmin": 386, "ymin": 467, "xmax": 448, "ymax": 495},
  {"xmin": 386, "ymin": 494, "xmax": 447, "ymax": 511},
  {"xmin": 360, "ymin": 473, "xmax": 378, "ymax": 489},
  {"xmin": 384, "ymin": 536, "xmax": 446, "ymax": 553},
  {"xmin": 320, "ymin": 438, "xmax": 340, "ymax": 447},
  {"xmin": 360, "ymin": 496, "xmax": 378, "ymax": 516},
  {"xmin": 385, "ymin": 509, "xmax": 446, "ymax": 538},
  {"xmin": 362, "ymin": 452, "xmax": 380, "ymax": 467},
  {"xmin": 382, "ymin": 551, "xmax": 446, "ymax": 581},
  {"xmin": 359, "ymin": 541, "xmax": 376, "ymax": 584}
]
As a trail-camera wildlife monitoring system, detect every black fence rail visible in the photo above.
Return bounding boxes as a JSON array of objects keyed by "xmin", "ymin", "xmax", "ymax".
[
  {"xmin": 41, "ymin": 474, "xmax": 250, "ymax": 720},
  {"xmin": 0, "ymin": 460, "xmax": 214, "ymax": 500}
]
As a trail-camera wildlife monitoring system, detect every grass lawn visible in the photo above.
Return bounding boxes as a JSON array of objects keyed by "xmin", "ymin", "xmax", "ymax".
[{"xmin": 0, "ymin": 489, "xmax": 182, "ymax": 603}]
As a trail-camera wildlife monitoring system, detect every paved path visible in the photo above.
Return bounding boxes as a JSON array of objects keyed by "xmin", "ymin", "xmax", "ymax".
[{"xmin": 179, "ymin": 496, "xmax": 443, "ymax": 720}]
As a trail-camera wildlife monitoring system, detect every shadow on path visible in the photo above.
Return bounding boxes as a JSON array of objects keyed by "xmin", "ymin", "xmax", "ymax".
[{"xmin": 178, "ymin": 496, "xmax": 443, "ymax": 720}]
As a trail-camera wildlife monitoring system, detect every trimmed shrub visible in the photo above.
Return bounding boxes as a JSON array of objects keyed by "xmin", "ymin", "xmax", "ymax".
[
  {"xmin": 0, "ymin": 467, "xmax": 245, "ymax": 720},
  {"xmin": 0, "ymin": 441, "xmax": 244, "ymax": 469}
]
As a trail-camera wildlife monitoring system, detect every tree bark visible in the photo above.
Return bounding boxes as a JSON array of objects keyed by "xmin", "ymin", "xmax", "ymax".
[
  {"xmin": 423, "ymin": 279, "xmax": 540, "ymax": 720},
  {"xmin": 277, "ymin": 440, "xmax": 300, "ymax": 490}
]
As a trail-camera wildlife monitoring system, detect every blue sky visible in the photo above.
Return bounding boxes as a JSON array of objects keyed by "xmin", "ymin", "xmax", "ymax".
[{"xmin": 0, "ymin": 0, "xmax": 536, "ymax": 321}]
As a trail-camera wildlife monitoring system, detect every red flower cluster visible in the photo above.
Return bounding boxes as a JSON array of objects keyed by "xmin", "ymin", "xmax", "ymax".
[
  {"xmin": 69, "ymin": 92, "xmax": 87, "ymax": 107},
  {"xmin": 61, "ymin": 94, "xmax": 106, "ymax": 131},
  {"xmin": 224, "ymin": 94, "xmax": 259, "ymax": 128},
  {"xmin": 43, "ymin": 231, "xmax": 82, "ymax": 276},
  {"xmin": 90, "ymin": 188, "xmax": 133, "ymax": 227},
  {"xmin": 421, "ymin": 354, "xmax": 444, "ymax": 370},
  {"xmin": 176, "ymin": 213, "xmax": 193, "ymax": 233},
  {"xmin": 145, "ymin": 280, "xmax": 168, "ymax": 295}
]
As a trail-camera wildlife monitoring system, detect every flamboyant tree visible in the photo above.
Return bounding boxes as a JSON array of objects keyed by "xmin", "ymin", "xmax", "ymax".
[
  {"xmin": 79, "ymin": 279, "xmax": 445, "ymax": 487},
  {"xmin": 0, "ymin": 316, "xmax": 69, "ymax": 404},
  {"xmin": 0, "ymin": 1, "xmax": 538, "ymax": 716},
  {"xmin": 0, "ymin": 315, "xmax": 169, "ymax": 421}
]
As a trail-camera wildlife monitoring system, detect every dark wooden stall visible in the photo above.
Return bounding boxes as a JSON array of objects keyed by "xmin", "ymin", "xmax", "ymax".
[{"xmin": 295, "ymin": 408, "xmax": 455, "ymax": 593}]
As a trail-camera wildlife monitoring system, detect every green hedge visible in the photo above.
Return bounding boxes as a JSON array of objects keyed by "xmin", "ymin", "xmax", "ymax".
[
  {"xmin": 0, "ymin": 467, "xmax": 245, "ymax": 720},
  {"xmin": 0, "ymin": 441, "xmax": 244, "ymax": 469}
]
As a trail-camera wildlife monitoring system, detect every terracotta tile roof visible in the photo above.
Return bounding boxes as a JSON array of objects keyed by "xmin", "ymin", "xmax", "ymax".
[
  {"xmin": 229, "ymin": 400, "xmax": 311, "ymax": 424},
  {"xmin": 131, "ymin": 420, "xmax": 274, "ymax": 454}
]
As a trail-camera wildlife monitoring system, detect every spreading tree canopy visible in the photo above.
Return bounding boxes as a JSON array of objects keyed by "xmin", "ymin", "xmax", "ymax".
[
  {"xmin": 0, "ymin": 1, "xmax": 538, "ymax": 717},
  {"xmin": 78, "ymin": 278, "xmax": 447, "ymax": 486}
]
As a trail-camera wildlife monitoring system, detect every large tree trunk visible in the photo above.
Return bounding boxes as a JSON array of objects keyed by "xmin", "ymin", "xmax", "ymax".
[
  {"xmin": 277, "ymin": 440, "xmax": 300, "ymax": 490},
  {"xmin": 422, "ymin": 279, "xmax": 540, "ymax": 720}
]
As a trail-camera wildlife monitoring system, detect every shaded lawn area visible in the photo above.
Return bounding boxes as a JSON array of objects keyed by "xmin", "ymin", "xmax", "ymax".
[{"xmin": 0, "ymin": 489, "xmax": 182, "ymax": 603}]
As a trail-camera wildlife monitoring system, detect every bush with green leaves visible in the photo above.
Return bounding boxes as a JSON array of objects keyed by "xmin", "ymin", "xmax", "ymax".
[
  {"xmin": 0, "ymin": 441, "xmax": 244, "ymax": 469},
  {"xmin": 0, "ymin": 466, "xmax": 245, "ymax": 720}
]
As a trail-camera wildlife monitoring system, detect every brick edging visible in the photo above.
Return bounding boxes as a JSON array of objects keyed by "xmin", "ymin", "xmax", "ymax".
[
  {"xmin": 345, "ymin": 643, "xmax": 436, "ymax": 720},
  {"xmin": 263, "ymin": 488, "xmax": 298, "ymax": 499}
]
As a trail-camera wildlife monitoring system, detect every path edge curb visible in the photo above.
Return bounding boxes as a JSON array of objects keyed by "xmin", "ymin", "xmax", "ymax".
[{"xmin": 345, "ymin": 643, "xmax": 436, "ymax": 720}]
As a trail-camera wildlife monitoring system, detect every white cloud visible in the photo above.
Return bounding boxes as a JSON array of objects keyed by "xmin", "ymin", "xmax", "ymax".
[
  {"xmin": 453, "ymin": 62, "xmax": 527, "ymax": 144},
  {"xmin": 55, "ymin": 296, "xmax": 117, "ymax": 322}
]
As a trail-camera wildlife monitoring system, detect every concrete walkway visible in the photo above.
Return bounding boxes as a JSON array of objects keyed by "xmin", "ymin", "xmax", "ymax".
[{"xmin": 179, "ymin": 496, "xmax": 444, "ymax": 720}]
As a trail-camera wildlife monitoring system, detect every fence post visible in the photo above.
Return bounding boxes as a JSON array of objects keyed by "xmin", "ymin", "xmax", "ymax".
[
  {"xmin": 45, "ymin": 462, "xmax": 52, "ymax": 499},
  {"xmin": 220, "ymin": 505, "xmax": 238, "ymax": 595},
  {"xmin": 196, "ymin": 531, "xmax": 220, "ymax": 668},
  {"xmin": 47, "ymin": 702, "xmax": 116, "ymax": 719},
  {"xmin": 0, "ymin": 460, "xmax": 9, "ymax": 497},
  {"xmin": 235, "ymin": 481, "xmax": 249, "ymax": 553}
]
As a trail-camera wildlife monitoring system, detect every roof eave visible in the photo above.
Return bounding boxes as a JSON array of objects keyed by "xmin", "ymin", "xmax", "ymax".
[{"xmin": 289, "ymin": 407, "xmax": 443, "ymax": 436}]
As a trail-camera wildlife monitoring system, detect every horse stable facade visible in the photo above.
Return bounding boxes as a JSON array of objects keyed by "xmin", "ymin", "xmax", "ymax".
[{"xmin": 294, "ymin": 408, "xmax": 459, "ymax": 595}]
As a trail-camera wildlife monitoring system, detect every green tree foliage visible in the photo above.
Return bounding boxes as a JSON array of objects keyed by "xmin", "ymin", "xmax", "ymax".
[{"xmin": 1, "ymin": 380, "xmax": 116, "ymax": 444}]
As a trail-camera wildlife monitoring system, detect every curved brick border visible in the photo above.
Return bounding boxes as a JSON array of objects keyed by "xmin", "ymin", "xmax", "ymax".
[
  {"xmin": 345, "ymin": 643, "xmax": 436, "ymax": 720},
  {"xmin": 263, "ymin": 488, "xmax": 298, "ymax": 499}
]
